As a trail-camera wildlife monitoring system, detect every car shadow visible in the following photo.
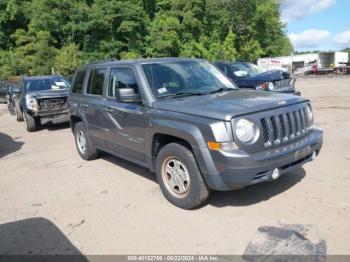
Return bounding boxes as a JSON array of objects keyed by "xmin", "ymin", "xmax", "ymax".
[
  {"xmin": 0, "ymin": 217, "xmax": 87, "ymax": 259},
  {"xmin": 100, "ymin": 152, "xmax": 306, "ymax": 208},
  {"xmin": 208, "ymin": 168, "xmax": 306, "ymax": 208},
  {"xmin": 42, "ymin": 122, "xmax": 70, "ymax": 132},
  {"xmin": 0, "ymin": 132, "xmax": 24, "ymax": 158},
  {"xmin": 101, "ymin": 153, "xmax": 157, "ymax": 183}
]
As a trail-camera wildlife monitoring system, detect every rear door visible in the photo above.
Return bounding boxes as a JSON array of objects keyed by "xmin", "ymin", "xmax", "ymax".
[
  {"xmin": 101, "ymin": 66, "xmax": 149, "ymax": 163},
  {"xmin": 81, "ymin": 67, "xmax": 108, "ymax": 147}
]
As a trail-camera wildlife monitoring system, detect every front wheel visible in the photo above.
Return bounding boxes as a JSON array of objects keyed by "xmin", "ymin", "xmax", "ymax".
[
  {"xmin": 155, "ymin": 143, "xmax": 210, "ymax": 209},
  {"xmin": 74, "ymin": 122, "xmax": 99, "ymax": 160},
  {"xmin": 23, "ymin": 111, "xmax": 39, "ymax": 132}
]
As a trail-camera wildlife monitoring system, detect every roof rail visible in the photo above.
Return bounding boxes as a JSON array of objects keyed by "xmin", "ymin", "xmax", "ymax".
[{"xmin": 89, "ymin": 58, "xmax": 119, "ymax": 64}]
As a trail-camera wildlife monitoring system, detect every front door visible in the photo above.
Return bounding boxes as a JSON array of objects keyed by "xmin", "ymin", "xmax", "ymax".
[
  {"xmin": 102, "ymin": 67, "xmax": 149, "ymax": 163},
  {"xmin": 82, "ymin": 68, "xmax": 108, "ymax": 147}
]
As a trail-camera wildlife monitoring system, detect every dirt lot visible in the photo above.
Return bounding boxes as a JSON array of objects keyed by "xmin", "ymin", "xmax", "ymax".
[{"xmin": 0, "ymin": 76, "xmax": 350, "ymax": 255}]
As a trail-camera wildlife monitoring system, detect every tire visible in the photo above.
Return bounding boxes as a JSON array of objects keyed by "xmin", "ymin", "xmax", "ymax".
[
  {"xmin": 155, "ymin": 143, "xmax": 210, "ymax": 209},
  {"xmin": 74, "ymin": 122, "xmax": 99, "ymax": 160},
  {"xmin": 15, "ymin": 106, "xmax": 24, "ymax": 122},
  {"xmin": 23, "ymin": 111, "xmax": 39, "ymax": 132}
]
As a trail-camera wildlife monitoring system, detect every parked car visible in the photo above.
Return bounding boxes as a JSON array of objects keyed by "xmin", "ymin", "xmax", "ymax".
[
  {"xmin": 14, "ymin": 75, "xmax": 70, "ymax": 131},
  {"xmin": 6, "ymin": 85, "xmax": 20, "ymax": 115},
  {"xmin": 0, "ymin": 83, "xmax": 9, "ymax": 103},
  {"xmin": 69, "ymin": 58, "xmax": 323, "ymax": 209},
  {"xmin": 214, "ymin": 62, "xmax": 300, "ymax": 95}
]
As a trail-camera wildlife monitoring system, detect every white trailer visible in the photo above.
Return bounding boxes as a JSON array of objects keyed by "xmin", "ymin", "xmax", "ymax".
[
  {"xmin": 257, "ymin": 53, "xmax": 319, "ymax": 73},
  {"xmin": 318, "ymin": 52, "xmax": 348, "ymax": 67},
  {"xmin": 258, "ymin": 52, "xmax": 349, "ymax": 74}
]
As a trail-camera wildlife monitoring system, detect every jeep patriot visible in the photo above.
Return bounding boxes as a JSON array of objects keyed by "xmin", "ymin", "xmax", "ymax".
[{"xmin": 69, "ymin": 58, "xmax": 323, "ymax": 209}]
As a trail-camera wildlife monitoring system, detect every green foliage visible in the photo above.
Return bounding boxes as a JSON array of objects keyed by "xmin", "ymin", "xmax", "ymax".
[
  {"xmin": 0, "ymin": 0, "xmax": 294, "ymax": 79},
  {"xmin": 54, "ymin": 43, "xmax": 83, "ymax": 75}
]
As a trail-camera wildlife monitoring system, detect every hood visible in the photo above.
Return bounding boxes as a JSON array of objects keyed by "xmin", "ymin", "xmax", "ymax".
[
  {"xmin": 27, "ymin": 89, "xmax": 70, "ymax": 99},
  {"xmin": 235, "ymin": 70, "xmax": 290, "ymax": 88},
  {"xmin": 155, "ymin": 90, "xmax": 307, "ymax": 121}
]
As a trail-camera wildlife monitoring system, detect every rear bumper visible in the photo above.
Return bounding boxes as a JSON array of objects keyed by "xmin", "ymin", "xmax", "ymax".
[{"xmin": 200, "ymin": 127, "xmax": 323, "ymax": 191}]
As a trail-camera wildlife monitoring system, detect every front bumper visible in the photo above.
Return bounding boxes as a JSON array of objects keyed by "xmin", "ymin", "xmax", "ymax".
[
  {"xmin": 27, "ymin": 109, "xmax": 69, "ymax": 125},
  {"xmin": 201, "ymin": 127, "xmax": 323, "ymax": 191}
]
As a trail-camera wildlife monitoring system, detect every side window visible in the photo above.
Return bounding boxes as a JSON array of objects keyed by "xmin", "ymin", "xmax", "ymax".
[
  {"xmin": 86, "ymin": 68, "xmax": 106, "ymax": 96},
  {"xmin": 72, "ymin": 71, "xmax": 86, "ymax": 94},
  {"xmin": 108, "ymin": 68, "xmax": 139, "ymax": 98}
]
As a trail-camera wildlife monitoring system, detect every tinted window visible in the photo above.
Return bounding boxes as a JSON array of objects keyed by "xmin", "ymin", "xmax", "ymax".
[
  {"xmin": 25, "ymin": 77, "xmax": 70, "ymax": 92},
  {"xmin": 86, "ymin": 69, "xmax": 106, "ymax": 95},
  {"xmin": 72, "ymin": 71, "xmax": 86, "ymax": 94},
  {"xmin": 108, "ymin": 68, "xmax": 139, "ymax": 98}
]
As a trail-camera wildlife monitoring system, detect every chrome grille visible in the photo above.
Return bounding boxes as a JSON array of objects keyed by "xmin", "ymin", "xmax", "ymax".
[
  {"xmin": 261, "ymin": 105, "xmax": 311, "ymax": 148},
  {"xmin": 273, "ymin": 79, "xmax": 291, "ymax": 91}
]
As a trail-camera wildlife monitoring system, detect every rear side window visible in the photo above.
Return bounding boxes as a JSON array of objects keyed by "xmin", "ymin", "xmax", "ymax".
[
  {"xmin": 86, "ymin": 69, "xmax": 106, "ymax": 96},
  {"xmin": 108, "ymin": 68, "xmax": 139, "ymax": 98},
  {"xmin": 72, "ymin": 71, "xmax": 86, "ymax": 94}
]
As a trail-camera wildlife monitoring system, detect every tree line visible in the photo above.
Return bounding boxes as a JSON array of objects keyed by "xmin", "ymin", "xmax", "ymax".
[{"xmin": 0, "ymin": 0, "xmax": 293, "ymax": 78}]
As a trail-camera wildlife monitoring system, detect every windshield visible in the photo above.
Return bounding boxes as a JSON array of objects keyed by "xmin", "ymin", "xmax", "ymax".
[
  {"xmin": 229, "ymin": 63, "xmax": 264, "ymax": 78},
  {"xmin": 142, "ymin": 60, "xmax": 236, "ymax": 98},
  {"xmin": 25, "ymin": 77, "xmax": 71, "ymax": 92}
]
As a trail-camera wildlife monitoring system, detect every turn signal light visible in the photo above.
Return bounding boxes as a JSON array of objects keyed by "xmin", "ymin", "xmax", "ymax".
[{"xmin": 207, "ymin": 141, "xmax": 221, "ymax": 151}]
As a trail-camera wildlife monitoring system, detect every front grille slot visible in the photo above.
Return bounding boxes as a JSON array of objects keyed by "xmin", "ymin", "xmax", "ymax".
[
  {"xmin": 39, "ymin": 98, "xmax": 68, "ymax": 111},
  {"xmin": 273, "ymin": 79, "xmax": 291, "ymax": 91},
  {"xmin": 260, "ymin": 104, "xmax": 311, "ymax": 148}
]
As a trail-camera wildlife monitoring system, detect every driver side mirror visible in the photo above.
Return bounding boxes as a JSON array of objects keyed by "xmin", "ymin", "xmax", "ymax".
[{"xmin": 116, "ymin": 88, "xmax": 142, "ymax": 103}]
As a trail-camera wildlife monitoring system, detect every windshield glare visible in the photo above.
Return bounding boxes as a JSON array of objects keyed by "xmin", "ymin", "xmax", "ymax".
[
  {"xmin": 25, "ymin": 77, "xmax": 71, "ymax": 92},
  {"xmin": 230, "ymin": 63, "xmax": 264, "ymax": 78},
  {"xmin": 142, "ymin": 61, "xmax": 236, "ymax": 98}
]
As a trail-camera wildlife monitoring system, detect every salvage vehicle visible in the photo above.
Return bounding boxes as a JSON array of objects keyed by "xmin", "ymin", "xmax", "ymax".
[
  {"xmin": 6, "ymin": 85, "xmax": 20, "ymax": 115},
  {"xmin": 69, "ymin": 58, "xmax": 323, "ymax": 209},
  {"xmin": 214, "ymin": 62, "xmax": 300, "ymax": 95},
  {"xmin": 0, "ymin": 83, "xmax": 9, "ymax": 103},
  {"xmin": 14, "ymin": 76, "xmax": 70, "ymax": 131}
]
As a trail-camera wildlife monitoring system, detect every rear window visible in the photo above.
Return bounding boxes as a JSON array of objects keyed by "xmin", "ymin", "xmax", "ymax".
[
  {"xmin": 72, "ymin": 71, "xmax": 86, "ymax": 94},
  {"xmin": 86, "ymin": 69, "xmax": 106, "ymax": 96}
]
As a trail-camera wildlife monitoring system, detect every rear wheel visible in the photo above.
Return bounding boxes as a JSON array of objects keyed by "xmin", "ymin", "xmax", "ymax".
[
  {"xmin": 23, "ymin": 111, "xmax": 39, "ymax": 132},
  {"xmin": 15, "ymin": 106, "xmax": 23, "ymax": 122},
  {"xmin": 74, "ymin": 122, "xmax": 99, "ymax": 160},
  {"xmin": 155, "ymin": 143, "xmax": 210, "ymax": 209}
]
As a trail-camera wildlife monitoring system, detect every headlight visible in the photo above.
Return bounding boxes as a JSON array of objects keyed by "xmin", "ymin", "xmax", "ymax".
[
  {"xmin": 268, "ymin": 82, "xmax": 275, "ymax": 91},
  {"xmin": 25, "ymin": 95, "xmax": 38, "ymax": 111},
  {"xmin": 235, "ymin": 118, "xmax": 259, "ymax": 143},
  {"xmin": 306, "ymin": 104, "xmax": 313, "ymax": 123}
]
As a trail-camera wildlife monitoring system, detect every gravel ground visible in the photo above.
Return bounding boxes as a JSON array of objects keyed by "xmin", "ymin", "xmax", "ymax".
[{"xmin": 0, "ymin": 75, "xmax": 349, "ymax": 255}]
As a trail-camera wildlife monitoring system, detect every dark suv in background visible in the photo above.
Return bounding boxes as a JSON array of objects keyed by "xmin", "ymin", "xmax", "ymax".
[
  {"xmin": 69, "ymin": 58, "xmax": 322, "ymax": 209},
  {"xmin": 214, "ymin": 62, "xmax": 300, "ymax": 95},
  {"xmin": 15, "ymin": 76, "xmax": 70, "ymax": 131}
]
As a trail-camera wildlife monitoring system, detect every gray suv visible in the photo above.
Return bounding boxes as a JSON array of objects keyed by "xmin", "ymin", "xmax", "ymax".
[{"xmin": 69, "ymin": 58, "xmax": 323, "ymax": 209}]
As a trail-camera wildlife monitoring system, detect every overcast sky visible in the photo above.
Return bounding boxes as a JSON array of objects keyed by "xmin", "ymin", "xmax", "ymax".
[{"xmin": 281, "ymin": 0, "xmax": 350, "ymax": 51}]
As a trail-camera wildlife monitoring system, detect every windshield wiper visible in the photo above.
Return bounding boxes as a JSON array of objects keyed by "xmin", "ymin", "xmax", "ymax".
[
  {"xmin": 204, "ymin": 87, "xmax": 235, "ymax": 94},
  {"xmin": 157, "ymin": 92, "xmax": 206, "ymax": 99},
  {"xmin": 157, "ymin": 88, "xmax": 234, "ymax": 99}
]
